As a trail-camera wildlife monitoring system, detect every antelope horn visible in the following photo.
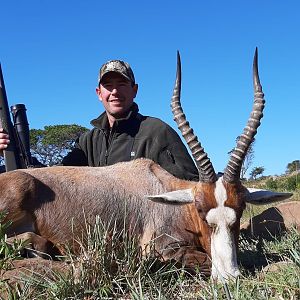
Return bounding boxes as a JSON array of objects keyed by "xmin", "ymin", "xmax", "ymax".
[
  {"xmin": 171, "ymin": 51, "xmax": 217, "ymax": 183},
  {"xmin": 223, "ymin": 48, "xmax": 265, "ymax": 183}
]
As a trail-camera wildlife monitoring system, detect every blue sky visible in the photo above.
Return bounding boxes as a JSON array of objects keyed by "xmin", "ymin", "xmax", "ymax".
[{"xmin": 0, "ymin": 1, "xmax": 299, "ymax": 176}]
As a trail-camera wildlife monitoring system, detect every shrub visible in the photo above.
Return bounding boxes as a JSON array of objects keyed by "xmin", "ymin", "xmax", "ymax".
[
  {"xmin": 278, "ymin": 175, "xmax": 298, "ymax": 191},
  {"xmin": 265, "ymin": 178, "xmax": 278, "ymax": 190}
]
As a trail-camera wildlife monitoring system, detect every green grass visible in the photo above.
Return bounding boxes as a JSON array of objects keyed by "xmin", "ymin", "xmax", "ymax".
[{"xmin": 0, "ymin": 215, "xmax": 299, "ymax": 299}]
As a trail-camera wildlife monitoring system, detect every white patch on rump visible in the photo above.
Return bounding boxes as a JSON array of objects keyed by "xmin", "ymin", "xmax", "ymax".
[{"xmin": 206, "ymin": 177, "xmax": 240, "ymax": 280}]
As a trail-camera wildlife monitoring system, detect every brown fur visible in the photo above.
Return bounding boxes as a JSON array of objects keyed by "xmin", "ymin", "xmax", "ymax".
[
  {"xmin": 0, "ymin": 160, "xmax": 210, "ymax": 264},
  {"xmin": 222, "ymin": 181, "xmax": 247, "ymax": 247},
  {"xmin": 0, "ymin": 158, "xmax": 254, "ymax": 277}
]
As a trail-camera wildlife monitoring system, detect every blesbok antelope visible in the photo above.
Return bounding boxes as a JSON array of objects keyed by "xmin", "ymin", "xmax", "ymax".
[{"xmin": 0, "ymin": 49, "xmax": 292, "ymax": 281}]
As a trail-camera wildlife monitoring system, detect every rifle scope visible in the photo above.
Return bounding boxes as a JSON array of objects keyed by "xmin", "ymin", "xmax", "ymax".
[{"xmin": 10, "ymin": 104, "xmax": 33, "ymax": 165}]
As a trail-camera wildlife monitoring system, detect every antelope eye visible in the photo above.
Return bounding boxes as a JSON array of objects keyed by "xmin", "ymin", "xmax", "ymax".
[{"xmin": 209, "ymin": 223, "xmax": 217, "ymax": 231}]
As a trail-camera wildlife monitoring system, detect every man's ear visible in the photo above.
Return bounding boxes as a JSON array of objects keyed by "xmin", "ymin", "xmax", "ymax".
[
  {"xmin": 96, "ymin": 87, "xmax": 103, "ymax": 102},
  {"xmin": 133, "ymin": 84, "xmax": 138, "ymax": 98}
]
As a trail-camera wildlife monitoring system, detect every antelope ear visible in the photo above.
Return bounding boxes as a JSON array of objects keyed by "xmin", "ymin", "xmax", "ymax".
[
  {"xmin": 147, "ymin": 189, "xmax": 194, "ymax": 205},
  {"xmin": 245, "ymin": 188, "xmax": 293, "ymax": 205}
]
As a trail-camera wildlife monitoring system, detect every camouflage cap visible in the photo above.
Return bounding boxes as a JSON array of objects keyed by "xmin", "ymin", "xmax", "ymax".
[{"xmin": 98, "ymin": 60, "xmax": 135, "ymax": 85}]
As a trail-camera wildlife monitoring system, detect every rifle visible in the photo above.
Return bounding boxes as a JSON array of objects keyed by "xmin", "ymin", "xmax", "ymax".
[{"xmin": 0, "ymin": 63, "xmax": 33, "ymax": 171}]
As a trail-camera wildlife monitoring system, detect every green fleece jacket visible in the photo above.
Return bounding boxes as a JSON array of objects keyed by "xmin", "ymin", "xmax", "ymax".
[{"xmin": 62, "ymin": 103, "xmax": 199, "ymax": 181}]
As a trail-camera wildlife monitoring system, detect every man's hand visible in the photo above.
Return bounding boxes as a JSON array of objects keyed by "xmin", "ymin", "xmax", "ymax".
[{"xmin": 0, "ymin": 128, "xmax": 10, "ymax": 156}]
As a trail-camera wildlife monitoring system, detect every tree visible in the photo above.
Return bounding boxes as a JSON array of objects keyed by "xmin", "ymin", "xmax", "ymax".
[
  {"xmin": 0, "ymin": 124, "xmax": 88, "ymax": 169},
  {"xmin": 286, "ymin": 160, "xmax": 300, "ymax": 174},
  {"xmin": 249, "ymin": 166, "xmax": 265, "ymax": 180},
  {"xmin": 228, "ymin": 137, "xmax": 255, "ymax": 179},
  {"xmin": 30, "ymin": 124, "xmax": 88, "ymax": 166}
]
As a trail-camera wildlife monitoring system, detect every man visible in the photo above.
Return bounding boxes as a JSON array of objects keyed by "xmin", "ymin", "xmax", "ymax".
[{"xmin": 0, "ymin": 60, "xmax": 198, "ymax": 180}]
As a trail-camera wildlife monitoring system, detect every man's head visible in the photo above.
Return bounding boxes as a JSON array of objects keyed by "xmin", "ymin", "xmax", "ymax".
[{"xmin": 96, "ymin": 60, "xmax": 138, "ymax": 126}]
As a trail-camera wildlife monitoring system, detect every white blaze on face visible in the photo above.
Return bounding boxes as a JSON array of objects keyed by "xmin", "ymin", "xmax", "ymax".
[{"xmin": 206, "ymin": 177, "xmax": 240, "ymax": 281}]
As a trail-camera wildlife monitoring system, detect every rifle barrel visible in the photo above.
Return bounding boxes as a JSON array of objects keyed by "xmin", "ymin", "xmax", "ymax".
[{"xmin": 0, "ymin": 63, "xmax": 22, "ymax": 170}]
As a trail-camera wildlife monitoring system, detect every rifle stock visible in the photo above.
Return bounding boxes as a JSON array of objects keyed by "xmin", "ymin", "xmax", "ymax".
[{"xmin": 0, "ymin": 63, "xmax": 29, "ymax": 171}]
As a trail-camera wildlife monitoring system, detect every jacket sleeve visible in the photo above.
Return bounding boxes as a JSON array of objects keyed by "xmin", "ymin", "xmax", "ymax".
[{"xmin": 155, "ymin": 125, "xmax": 199, "ymax": 181}]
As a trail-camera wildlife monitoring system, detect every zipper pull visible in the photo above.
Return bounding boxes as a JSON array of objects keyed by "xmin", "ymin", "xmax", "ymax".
[{"xmin": 105, "ymin": 149, "xmax": 109, "ymax": 165}]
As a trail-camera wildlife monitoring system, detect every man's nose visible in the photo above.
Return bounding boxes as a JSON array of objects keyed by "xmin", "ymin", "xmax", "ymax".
[{"xmin": 111, "ymin": 87, "xmax": 118, "ymax": 94}]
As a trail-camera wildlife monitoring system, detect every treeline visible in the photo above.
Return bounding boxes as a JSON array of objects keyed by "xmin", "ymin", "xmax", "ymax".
[
  {"xmin": 0, "ymin": 124, "xmax": 88, "ymax": 167},
  {"xmin": 29, "ymin": 124, "xmax": 88, "ymax": 166}
]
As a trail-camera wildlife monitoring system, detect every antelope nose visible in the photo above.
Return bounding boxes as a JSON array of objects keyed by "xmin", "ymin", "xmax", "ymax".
[{"xmin": 233, "ymin": 269, "xmax": 240, "ymax": 278}]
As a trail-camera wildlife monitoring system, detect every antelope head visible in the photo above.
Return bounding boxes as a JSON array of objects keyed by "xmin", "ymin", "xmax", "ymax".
[{"xmin": 149, "ymin": 49, "xmax": 292, "ymax": 281}]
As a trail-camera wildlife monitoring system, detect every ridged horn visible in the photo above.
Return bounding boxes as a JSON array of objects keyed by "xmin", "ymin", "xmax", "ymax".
[
  {"xmin": 171, "ymin": 51, "xmax": 217, "ymax": 183},
  {"xmin": 223, "ymin": 48, "xmax": 265, "ymax": 183}
]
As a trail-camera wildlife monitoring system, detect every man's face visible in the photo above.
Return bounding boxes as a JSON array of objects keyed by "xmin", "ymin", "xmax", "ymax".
[{"xmin": 96, "ymin": 72, "xmax": 138, "ymax": 120}]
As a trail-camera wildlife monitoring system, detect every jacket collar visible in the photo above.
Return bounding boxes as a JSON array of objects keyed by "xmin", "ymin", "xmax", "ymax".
[{"xmin": 90, "ymin": 102, "xmax": 140, "ymax": 131}]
